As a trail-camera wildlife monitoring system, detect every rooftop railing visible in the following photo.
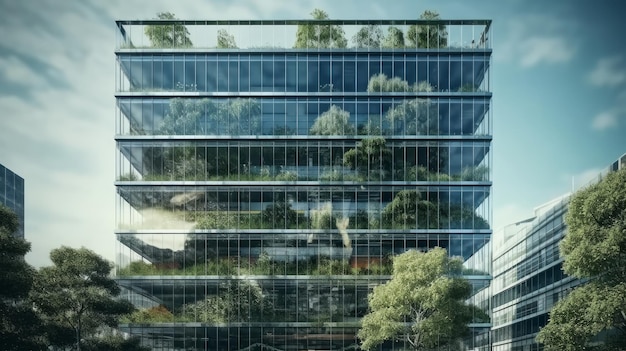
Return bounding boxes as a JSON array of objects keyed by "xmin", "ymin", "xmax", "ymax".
[{"xmin": 116, "ymin": 19, "xmax": 491, "ymax": 51}]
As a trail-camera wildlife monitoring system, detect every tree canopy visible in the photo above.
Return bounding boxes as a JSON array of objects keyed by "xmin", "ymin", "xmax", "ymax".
[
  {"xmin": 537, "ymin": 168, "xmax": 626, "ymax": 350},
  {"xmin": 30, "ymin": 247, "xmax": 135, "ymax": 350},
  {"xmin": 309, "ymin": 105, "xmax": 354, "ymax": 135},
  {"xmin": 217, "ymin": 29, "xmax": 237, "ymax": 48},
  {"xmin": 0, "ymin": 205, "xmax": 45, "ymax": 351},
  {"xmin": 407, "ymin": 10, "xmax": 448, "ymax": 48},
  {"xmin": 352, "ymin": 25, "xmax": 383, "ymax": 48},
  {"xmin": 358, "ymin": 248, "xmax": 477, "ymax": 350},
  {"xmin": 144, "ymin": 12, "xmax": 192, "ymax": 48},
  {"xmin": 294, "ymin": 9, "xmax": 347, "ymax": 48}
]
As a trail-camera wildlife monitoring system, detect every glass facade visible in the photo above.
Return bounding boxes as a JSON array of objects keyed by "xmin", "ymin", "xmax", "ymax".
[
  {"xmin": 491, "ymin": 155, "xmax": 625, "ymax": 351},
  {"xmin": 115, "ymin": 19, "xmax": 492, "ymax": 350},
  {"xmin": 0, "ymin": 163, "xmax": 25, "ymax": 238}
]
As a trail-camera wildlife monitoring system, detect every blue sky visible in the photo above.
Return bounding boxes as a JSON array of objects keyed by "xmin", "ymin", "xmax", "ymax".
[{"xmin": 0, "ymin": 0, "xmax": 624, "ymax": 267}]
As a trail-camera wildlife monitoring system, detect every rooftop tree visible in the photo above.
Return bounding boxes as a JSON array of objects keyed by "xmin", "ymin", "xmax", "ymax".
[
  {"xmin": 145, "ymin": 12, "xmax": 192, "ymax": 48},
  {"xmin": 407, "ymin": 10, "xmax": 448, "ymax": 48},
  {"xmin": 294, "ymin": 9, "xmax": 347, "ymax": 49}
]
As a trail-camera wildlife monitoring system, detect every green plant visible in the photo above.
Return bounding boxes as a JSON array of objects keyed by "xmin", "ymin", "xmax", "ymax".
[
  {"xmin": 122, "ymin": 305, "xmax": 174, "ymax": 323},
  {"xmin": 144, "ymin": 12, "xmax": 192, "ymax": 48},
  {"xmin": 309, "ymin": 105, "xmax": 355, "ymax": 135},
  {"xmin": 294, "ymin": 9, "xmax": 347, "ymax": 49},
  {"xmin": 407, "ymin": 10, "xmax": 448, "ymax": 49},
  {"xmin": 216, "ymin": 29, "xmax": 237, "ymax": 48},
  {"xmin": 262, "ymin": 201, "xmax": 298, "ymax": 228},
  {"xmin": 275, "ymin": 170, "xmax": 297, "ymax": 181},
  {"xmin": 118, "ymin": 172, "xmax": 138, "ymax": 181}
]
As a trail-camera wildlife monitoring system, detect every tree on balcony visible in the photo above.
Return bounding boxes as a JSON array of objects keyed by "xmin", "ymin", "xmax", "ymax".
[
  {"xmin": 352, "ymin": 24, "xmax": 383, "ymax": 49},
  {"xmin": 145, "ymin": 12, "xmax": 192, "ymax": 48},
  {"xmin": 309, "ymin": 105, "xmax": 354, "ymax": 135},
  {"xmin": 358, "ymin": 248, "xmax": 476, "ymax": 350},
  {"xmin": 294, "ymin": 9, "xmax": 347, "ymax": 49},
  {"xmin": 407, "ymin": 10, "xmax": 448, "ymax": 48},
  {"xmin": 217, "ymin": 29, "xmax": 237, "ymax": 48},
  {"xmin": 343, "ymin": 137, "xmax": 392, "ymax": 180},
  {"xmin": 382, "ymin": 26, "xmax": 405, "ymax": 48}
]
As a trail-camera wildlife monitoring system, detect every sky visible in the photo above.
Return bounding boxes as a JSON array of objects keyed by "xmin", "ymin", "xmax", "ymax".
[{"xmin": 0, "ymin": 0, "xmax": 625, "ymax": 267}]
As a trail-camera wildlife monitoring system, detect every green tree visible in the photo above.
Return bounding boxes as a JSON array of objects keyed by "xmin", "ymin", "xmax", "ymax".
[
  {"xmin": 381, "ymin": 190, "xmax": 439, "ymax": 229},
  {"xmin": 182, "ymin": 280, "xmax": 272, "ymax": 322},
  {"xmin": 382, "ymin": 26, "xmax": 405, "ymax": 48},
  {"xmin": 309, "ymin": 105, "xmax": 355, "ymax": 135},
  {"xmin": 294, "ymin": 9, "xmax": 347, "ymax": 48},
  {"xmin": 217, "ymin": 29, "xmax": 237, "ymax": 48},
  {"xmin": 385, "ymin": 98, "xmax": 438, "ymax": 135},
  {"xmin": 343, "ymin": 137, "xmax": 392, "ymax": 180},
  {"xmin": 407, "ymin": 10, "xmax": 448, "ymax": 48},
  {"xmin": 30, "ymin": 247, "xmax": 135, "ymax": 351},
  {"xmin": 144, "ymin": 12, "xmax": 192, "ymax": 48},
  {"xmin": 352, "ymin": 24, "xmax": 383, "ymax": 48},
  {"xmin": 358, "ymin": 248, "xmax": 477, "ymax": 350},
  {"xmin": 537, "ymin": 168, "xmax": 626, "ymax": 350},
  {"xmin": 0, "ymin": 205, "xmax": 45, "ymax": 351}
]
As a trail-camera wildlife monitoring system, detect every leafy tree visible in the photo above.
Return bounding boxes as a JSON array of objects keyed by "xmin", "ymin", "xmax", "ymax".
[
  {"xmin": 382, "ymin": 26, "xmax": 405, "ymax": 48},
  {"xmin": 309, "ymin": 105, "xmax": 355, "ymax": 135},
  {"xmin": 158, "ymin": 98, "xmax": 215, "ymax": 135},
  {"xmin": 537, "ymin": 168, "xmax": 626, "ymax": 350},
  {"xmin": 144, "ymin": 12, "xmax": 192, "ymax": 48},
  {"xmin": 182, "ymin": 280, "xmax": 272, "ymax": 322},
  {"xmin": 30, "ymin": 247, "xmax": 135, "ymax": 351},
  {"xmin": 407, "ymin": 11, "xmax": 448, "ymax": 48},
  {"xmin": 358, "ymin": 248, "xmax": 477, "ymax": 350},
  {"xmin": 381, "ymin": 190, "xmax": 439, "ymax": 229},
  {"xmin": 294, "ymin": 9, "xmax": 347, "ymax": 48},
  {"xmin": 343, "ymin": 137, "xmax": 392, "ymax": 180},
  {"xmin": 0, "ymin": 205, "xmax": 45, "ymax": 351},
  {"xmin": 217, "ymin": 29, "xmax": 237, "ymax": 48},
  {"xmin": 385, "ymin": 98, "xmax": 438, "ymax": 135},
  {"xmin": 262, "ymin": 200, "xmax": 298, "ymax": 228},
  {"xmin": 81, "ymin": 331, "xmax": 150, "ymax": 351},
  {"xmin": 352, "ymin": 25, "xmax": 383, "ymax": 48}
]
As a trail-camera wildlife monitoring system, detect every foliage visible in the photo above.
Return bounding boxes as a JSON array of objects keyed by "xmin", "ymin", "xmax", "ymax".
[
  {"xmin": 367, "ymin": 73, "xmax": 410, "ymax": 93},
  {"xmin": 181, "ymin": 280, "xmax": 272, "ymax": 322},
  {"xmin": 0, "ymin": 205, "xmax": 45, "ymax": 351},
  {"xmin": 158, "ymin": 98, "xmax": 261, "ymax": 136},
  {"xmin": 30, "ymin": 247, "xmax": 135, "ymax": 350},
  {"xmin": 537, "ymin": 169, "xmax": 626, "ymax": 350},
  {"xmin": 381, "ymin": 26, "xmax": 405, "ymax": 48},
  {"xmin": 352, "ymin": 25, "xmax": 383, "ymax": 48},
  {"xmin": 407, "ymin": 11, "xmax": 448, "ymax": 48},
  {"xmin": 343, "ymin": 137, "xmax": 392, "ymax": 180},
  {"xmin": 309, "ymin": 105, "xmax": 355, "ymax": 135},
  {"xmin": 216, "ymin": 29, "xmax": 237, "ymax": 48},
  {"xmin": 80, "ymin": 331, "xmax": 150, "ymax": 351},
  {"xmin": 275, "ymin": 170, "xmax": 298, "ymax": 181},
  {"xmin": 262, "ymin": 201, "xmax": 298, "ymax": 228},
  {"xmin": 144, "ymin": 12, "xmax": 192, "ymax": 48},
  {"xmin": 385, "ymin": 98, "xmax": 438, "ymax": 135},
  {"xmin": 381, "ymin": 190, "xmax": 439, "ymax": 229},
  {"xmin": 311, "ymin": 202, "xmax": 336, "ymax": 230},
  {"xmin": 294, "ymin": 9, "xmax": 347, "ymax": 49},
  {"xmin": 122, "ymin": 305, "xmax": 174, "ymax": 323},
  {"xmin": 358, "ymin": 248, "xmax": 476, "ymax": 350}
]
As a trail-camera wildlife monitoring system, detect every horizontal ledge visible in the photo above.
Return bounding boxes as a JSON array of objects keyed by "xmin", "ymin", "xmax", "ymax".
[
  {"xmin": 116, "ymin": 19, "xmax": 492, "ymax": 26},
  {"xmin": 115, "ymin": 91, "xmax": 492, "ymax": 98}
]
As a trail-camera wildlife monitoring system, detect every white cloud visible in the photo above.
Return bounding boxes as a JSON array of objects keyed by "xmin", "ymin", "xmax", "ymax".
[
  {"xmin": 518, "ymin": 36, "xmax": 574, "ymax": 67},
  {"xmin": 496, "ymin": 15, "xmax": 576, "ymax": 68},
  {"xmin": 588, "ymin": 56, "xmax": 626, "ymax": 88},
  {"xmin": 591, "ymin": 110, "xmax": 619, "ymax": 130}
]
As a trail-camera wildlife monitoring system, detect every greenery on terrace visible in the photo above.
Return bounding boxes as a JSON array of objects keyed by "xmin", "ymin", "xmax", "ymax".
[
  {"xmin": 117, "ymin": 255, "xmax": 392, "ymax": 277},
  {"xmin": 138, "ymin": 10, "xmax": 452, "ymax": 50}
]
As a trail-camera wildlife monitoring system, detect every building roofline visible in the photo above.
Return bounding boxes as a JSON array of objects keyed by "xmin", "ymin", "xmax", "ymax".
[{"xmin": 115, "ymin": 19, "xmax": 491, "ymax": 26}]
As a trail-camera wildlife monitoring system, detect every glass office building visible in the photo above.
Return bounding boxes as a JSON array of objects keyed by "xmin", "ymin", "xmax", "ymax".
[
  {"xmin": 0, "ymin": 163, "xmax": 25, "ymax": 238},
  {"xmin": 114, "ymin": 18, "xmax": 492, "ymax": 350},
  {"xmin": 491, "ymin": 154, "xmax": 625, "ymax": 351}
]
